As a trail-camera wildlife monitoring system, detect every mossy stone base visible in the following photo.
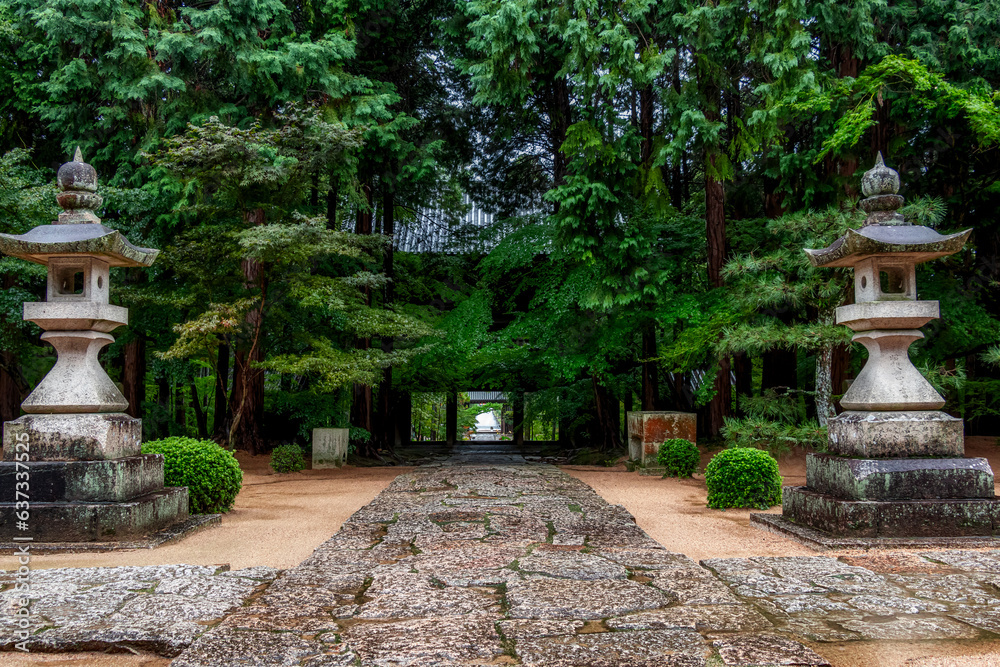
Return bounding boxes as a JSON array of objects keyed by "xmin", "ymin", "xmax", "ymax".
[
  {"xmin": 2, "ymin": 413, "xmax": 141, "ymax": 461},
  {"xmin": 0, "ymin": 486, "xmax": 189, "ymax": 541},
  {"xmin": 827, "ymin": 411, "xmax": 963, "ymax": 458},
  {"xmin": 806, "ymin": 454, "xmax": 994, "ymax": 501},
  {"xmin": 0, "ymin": 455, "xmax": 164, "ymax": 502},
  {"xmin": 782, "ymin": 486, "xmax": 1000, "ymax": 538}
]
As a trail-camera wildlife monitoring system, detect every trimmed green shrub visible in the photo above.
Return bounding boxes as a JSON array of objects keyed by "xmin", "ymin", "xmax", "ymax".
[
  {"xmin": 142, "ymin": 437, "xmax": 243, "ymax": 514},
  {"xmin": 705, "ymin": 447, "xmax": 783, "ymax": 510},
  {"xmin": 270, "ymin": 444, "xmax": 307, "ymax": 473},
  {"xmin": 656, "ymin": 438, "xmax": 700, "ymax": 478}
]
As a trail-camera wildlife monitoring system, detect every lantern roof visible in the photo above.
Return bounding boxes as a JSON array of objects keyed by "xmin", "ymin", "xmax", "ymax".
[
  {"xmin": 805, "ymin": 153, "xmax": 970, "ymax": 268},
  {"xmin": 0, "ymin": 149, "xmax": 158, "ymax": 267}
]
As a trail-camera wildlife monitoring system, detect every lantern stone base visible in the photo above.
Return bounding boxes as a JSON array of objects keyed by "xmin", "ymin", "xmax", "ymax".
[
  {"xmin": 827, "ymin": 410, "xmax": 963, "ymax": 457},
  {"xmin": 0, "ymin": 487, "xmax": 189, "ymax": 541},
  {"xmin": 805, "ymin": 454, "xmax": 994, "ymax": 501},
  {"xmin": 2, "ymin": 413, "xmax": 142, "ymax": 461},
  {"xmin": 0, "ymin": 455, "xmax": 165, "ymax": 502},
  {"xmin": 781, "ymin": 487, "xmax": 1000, "ymax": 538},
  {"xmin": 1, "ymin": 414, "xmax": 191, "ymax": 542}
]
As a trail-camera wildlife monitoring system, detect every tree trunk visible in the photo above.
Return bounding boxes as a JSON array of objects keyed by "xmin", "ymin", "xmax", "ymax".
[
  {"xmin": 0, "ymin": 351, "xmax": 23, "ymax": 423},
  {"xmin": 229, "ymin": 207, "xmax": 267, "ymax": 455},
  {"xmin": 351, "ymin": 178, "xmax": 375, "ymax": 455},
  {"xmin": 446, "ymin": 391, "xmax": 458, "ymax": 447},
  {"xmin": 706, "ymin": 164, "xmax": 730, "ymax": 437},
  {"xmin": 639, "ymin": 84, "xmax": 654, "ymax": 166},
  {"xmin": 122, "ymin": 336, "xmax": 145, "ymax": 419},
  {"xmin": 732, "ymin": 351, "xmax": 752, "ymax": 402},
  {"xmin": 815, "ymin": 345, "xmax": 836, "ymax": 426},
  {"xmin": 591, "ymin": 376, "xmax": 621, "ymax": 452},
  {"xmin": 213, "ymin": 340, "xmax": 230, "ymax": 438},
  {"xmin": 375, "ymin": 186, "xmax": 395, "ymax": 451},
  {"xmin": 173, "ymin": 382, "xmax": 185, "ymax": 434},
  {"xmin": 513, "ymin": 392, "xmax": 524, "ymax": 447},
  {"xmin": 190, "ymin": 383, "xmax": 208, "ymax": 438},
  {"xmin": 622, "ymin": 390, "xmax": 633, "ymax": 448},
  {"xmin": 641, "ymin": 325, "xmax": 659, "ymax": 410},
  {"xmin": 830, "ymin": 343, "xmax": 850, "ymax": 413},
  {"xmin": 326, "ymin": 169, "xmax": 339, "ymax": 230}
]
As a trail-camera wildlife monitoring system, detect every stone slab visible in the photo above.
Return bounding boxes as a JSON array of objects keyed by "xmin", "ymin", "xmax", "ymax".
[
  {"xmin": 752, "ymin": 511, "xmax": 1000, "ymax": 550},
  {"xmin": 806, "ymin": 454, "xmax": 994, "ymax": 501},
  {"xmin": 827, "ymin": 411, "xmax": 963, "ymax": 457},
  {"xmin": 713, "ymin": 635, "xmax": 831, "ymax": 667},
  {"xmin": 0, "ymin": 513, "xmax": 220, "ymax": 552},
  {"xmin": 2, "ymin": 413, "xmax": 142, "ymax": 461},
  {"xmin": 782, "ymin": 486, "xmax": 1000, "ymax": 538},
  {"xmin": 0, "ymin": 454, "xmax": 164, "ymax": 502},
  {"xmin": 836, "ymin": 300, "xmax": 939, "ymax": 332},
  {"xmin": 23, "ymin": 300, "xmax": 128, "ymax": 333},
  {"xmin": 0, "ymin": 486, "xmax": 189, "ymax": 541},
  {"xmin": 626, "ymin": 411, "xmax": 696, "ymax": 465},
  {"xmin": 312, "ymin": 427, "xmax": 349, "ymax": 469}
]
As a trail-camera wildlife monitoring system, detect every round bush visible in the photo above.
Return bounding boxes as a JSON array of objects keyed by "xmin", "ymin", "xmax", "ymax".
[
  {"xmin": 656, "ymin": 438, "xmax": 700, "ymax": 478},
  {"xmin": 704, "ymin": 447, "xmax": 783, "ymax": 510},
  {"xmin": 142, "ymin": 437, "xmax": 243, "ymax": 514},
  {"xmin": 270, "ymin": 444, "xmax": 306, "ymax": 473}
]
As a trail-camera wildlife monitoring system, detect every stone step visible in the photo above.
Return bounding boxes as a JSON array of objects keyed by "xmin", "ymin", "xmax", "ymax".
[
  {"xmin": 0, "ymin": 486, "xmax": 189, "ymax": 541},
  {"xmin": 782, "ymin": 486, "xmax": 1000, "ymax": 538},
  {"xmin": 2, "ymin": 412, "xmax": 142, "ymax": 461},
  {"xmin": 0, "ymin": 455, "xmax": 165, "ymax": 503},
  {"xmin": 827, "ymin": 411, "xmax": 963, "ymax": 458},
  {"xmin": 806, "ymin": 454, "xmax": 994, "ymax": 501}
]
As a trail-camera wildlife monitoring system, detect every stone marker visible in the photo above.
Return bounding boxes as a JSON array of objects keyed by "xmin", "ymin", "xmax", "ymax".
[
  {"xmin": 756, "ymin": 154, "xmax": 1000, "ymax": 541},
  {"xmin": 627, "ymin": 411, "xmax": 696, "ymax": 466},
  {"xmin": 312, "ymin": 427, "xmax": 349, "ymax": 468},
  {"xmin": 0, "ymin": 149, "xmax": 189, "ymax": 541}
]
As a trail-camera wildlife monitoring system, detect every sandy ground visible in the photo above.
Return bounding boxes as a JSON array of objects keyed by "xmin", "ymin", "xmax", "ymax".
[
  {"xmin": 20, "ymin": 455, "xmax": 411, "ymax": 571},
  {"xmin": 4, "ymin": 439, "xmax": 1000, "ymax": 666}
]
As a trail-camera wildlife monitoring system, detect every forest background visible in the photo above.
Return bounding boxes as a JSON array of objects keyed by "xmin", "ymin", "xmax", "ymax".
[{"xmin": 3, "ymin": 0, "xmax": 1000, "ymax": 459}]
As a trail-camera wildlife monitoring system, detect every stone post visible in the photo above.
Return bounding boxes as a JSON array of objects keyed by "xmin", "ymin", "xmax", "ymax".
[
  {"xmin": 755, "ymin": 155, "xmax": 1000, "ymax": 542},
  {"xmin": 0, "ymin": 150, "xmax": 189, "ymax": 542}
]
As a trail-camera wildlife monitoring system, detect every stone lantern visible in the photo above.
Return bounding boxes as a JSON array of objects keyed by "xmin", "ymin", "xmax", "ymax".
[
  {"xmin": 0, "ymin": 150, "xmax": 189, "ymax": 542},
  {"xmin": 754, "ymin": 154, "xmax": 1000, "ymax": 543}
]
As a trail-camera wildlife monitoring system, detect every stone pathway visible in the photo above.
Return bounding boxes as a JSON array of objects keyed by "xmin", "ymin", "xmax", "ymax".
[{"xmin": 5, "ymin": 459, "xmax": 1000, "ymax": 665}]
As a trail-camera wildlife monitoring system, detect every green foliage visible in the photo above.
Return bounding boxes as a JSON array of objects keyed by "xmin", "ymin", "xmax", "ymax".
[
  {"xmin": 142, "ymin": 437, "xmax": 243, "ymax": 513},
  {"xmin": 705, "ymin": 447, "xmax": 783, "ymax": 510},
  {"xmin": 656, "ymin": 438, "xmax": 700, "ymax": 478},
  {"xmin": 721, "ymin": 390, "xmax": 828, "ymax": 454},
  {"xmin": 269, "ymin": 444, "xmax": 307, "ymax": 474}
]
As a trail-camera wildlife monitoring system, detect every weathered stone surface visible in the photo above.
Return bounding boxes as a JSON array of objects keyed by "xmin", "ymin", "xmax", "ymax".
[
  {"xmin": 517, "ymin": 628, "xmax": 709, "ymax": 667},
  {"xmin": 836, "ymin": 300, "xmax": 938, "ymax": 332},
  {"xmin": 920, "ymin": 549, "xmax": 1000, "ymax": 573},
  {"xmin": 340, "ymin": 616, "xmax": 505, "ymax": 666},
  {"xmin": 840, "ymin": 330, "xmax": 945, "ymax": 411},
  {"xmin": 606, "ymin": 605, "xmax": 772, "ymax": 632},
  {"xmin": 0, "ymin": 455, "xmax": 164, "ymax": 502},
  {"xmin": 712, "ymin": 635, "xmax": 831, "ymax": 666},
  {"xmin": 0, "ymin": 486, "xmax": 189, "ymax": 541},
  {"xmin": 650, "ymin": 568, "xmax": 742, "ymax": 604},
  {"xmin": 507, "ymin": 577, "xmax": 672, "ymax": 619},
  {"xmin": 518, "ymin": 549, "xmax": 628, "ymax": 580},
  {"xmin": 627, "ymin": 411, "xmax": 697, "ymax": 465},
  {"xmin": 312, "ymin": 427, "xmax": 349, "ymax": 469},
  {"xmin": 782, "ymin": 486, "xmax": 1000, "ymax": 538},
  {"xmin": 806, "ymin": 454, "xmax": 995, "ymax": 501},
  {"xmin": 0, "ymin": 565, "xmax": 268, "ymax": 655},
  {"xmin": 497, "ymin": 619, "xmax": 584, "ymax": 640},
  {"xmin": 837, "ymin": 616, "xmax": 980, "ymax": 640},
  {"xmin": 825, "ymin": 410, "xmax": 963, "ymax": 458},
  {"xmin": 2, "ymin": 412, "xmax": 142, "ymax": 461},
  {"xmin": 172, "ymin": 628, "xmax": 327, "ymax": 666}
]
